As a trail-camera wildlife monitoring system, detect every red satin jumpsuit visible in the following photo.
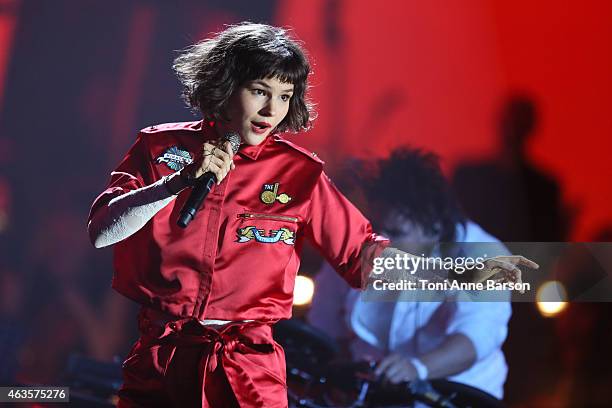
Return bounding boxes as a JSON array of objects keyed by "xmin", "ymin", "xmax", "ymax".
[{"xmin": 88, "ymin": 120, "xmax": 387, "ymax": 407}]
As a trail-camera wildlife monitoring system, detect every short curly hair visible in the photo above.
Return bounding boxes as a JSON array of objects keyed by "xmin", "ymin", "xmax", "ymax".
[
  {"xmin": 367, "ymin": 147, "xmax": 466, "ymax": 242},
  {"xmin": 173, "ymin": 22, "xmax": 314, "ymax": 133}
]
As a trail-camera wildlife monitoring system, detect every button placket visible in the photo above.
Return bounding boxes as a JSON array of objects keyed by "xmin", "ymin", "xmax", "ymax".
[{"xmin": 194, "ymin": 171, "xmax": 231, "ymax": 319}]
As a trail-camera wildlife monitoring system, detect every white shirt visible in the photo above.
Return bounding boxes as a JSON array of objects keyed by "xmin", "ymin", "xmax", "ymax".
[{"xmin": 309, "ymin": 221, "xmax": 512, "ymax": 399}]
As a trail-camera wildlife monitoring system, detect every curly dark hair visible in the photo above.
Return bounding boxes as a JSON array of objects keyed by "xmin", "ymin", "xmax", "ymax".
[
  {"xmin": 367, "ymin": 147, "xmax": 466, "ymax": 242},
  {"xmin": 173, "ymin": 22, "xmax": 314, "ymax": 133}
]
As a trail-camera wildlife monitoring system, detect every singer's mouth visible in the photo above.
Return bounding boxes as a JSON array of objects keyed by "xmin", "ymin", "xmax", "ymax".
[{"xmin": 251, "ymin": 121, "xmax": 271, "ymax": 130}]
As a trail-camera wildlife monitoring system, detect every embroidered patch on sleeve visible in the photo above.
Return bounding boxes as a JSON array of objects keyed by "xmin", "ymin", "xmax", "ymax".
[{"xmin": 155, "ymin": 146, "xmax": 193, "ymax": 171}]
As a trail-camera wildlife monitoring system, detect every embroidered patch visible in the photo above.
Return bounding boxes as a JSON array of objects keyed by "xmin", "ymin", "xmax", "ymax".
[
  {"xmin": 155, "ymin": 146, "xmax": 193, "ymax": 171},
  {"xmin": 236, "ymin": 226, "xmax": 295, "ymax": 245},
  {"xmin": 260, "ymin": 183, "xmax": 292, "ymax": 205}
]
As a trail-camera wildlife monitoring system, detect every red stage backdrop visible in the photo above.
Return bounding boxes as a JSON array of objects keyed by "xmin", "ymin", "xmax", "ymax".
[{"xmin": 278, "ymin": 0, "xmax": 612, "ymax": 241}]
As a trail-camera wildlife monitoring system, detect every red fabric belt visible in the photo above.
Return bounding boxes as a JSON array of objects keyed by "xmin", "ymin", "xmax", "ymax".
[{"xmin": 137, "ymin": 307, "xmax": 285, "ymax": 407}]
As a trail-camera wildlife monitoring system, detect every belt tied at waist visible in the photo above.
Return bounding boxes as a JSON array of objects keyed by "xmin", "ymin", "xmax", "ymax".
[{"xmin": 137, "ymin": 308, "xmax": 283, "ymax": 407}]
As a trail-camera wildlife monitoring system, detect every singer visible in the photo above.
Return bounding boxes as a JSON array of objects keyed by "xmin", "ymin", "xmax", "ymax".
[{"xmin": 87, "ymin": 22, "xmax": 536, "ymax": 407}]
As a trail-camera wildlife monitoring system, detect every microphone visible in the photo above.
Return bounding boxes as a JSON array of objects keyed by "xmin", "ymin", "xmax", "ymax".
[{"xmin": 177, "ymin": 132, "xmax": 241, "ymax": 228}]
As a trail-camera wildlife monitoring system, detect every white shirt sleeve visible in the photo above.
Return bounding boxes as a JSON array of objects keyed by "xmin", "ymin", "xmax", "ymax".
[
  {"xmin": 88, "ymin": 173, "xmax": 182, "ymax": 248},
  {"xmin": 445, "ymin": 300, "xmax": 512, "ymax": 361}
]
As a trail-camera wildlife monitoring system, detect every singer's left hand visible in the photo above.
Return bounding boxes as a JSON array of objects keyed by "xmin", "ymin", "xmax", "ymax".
[{"xmin": 471, "ymin": 255, "xmax": 539, "ymax": 292}]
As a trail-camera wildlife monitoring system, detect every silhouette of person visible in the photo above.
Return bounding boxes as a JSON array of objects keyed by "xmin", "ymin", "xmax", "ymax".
[{"xmin": 452, "ymin": 94, "xmax": 569, "ymax": 242}]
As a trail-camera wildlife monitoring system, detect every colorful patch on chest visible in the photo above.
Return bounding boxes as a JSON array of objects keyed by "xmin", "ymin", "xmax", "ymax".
[
  {"xmin": 260, "ymin": 183, "xmax": 292, "ymax": 205},
  {"xmin": 236, "ymin": 226, "xmax": 295, "ymax": 245},
  {"xmin": 155, "ymin": 146, "xmax": 193, "ymax": 171}
]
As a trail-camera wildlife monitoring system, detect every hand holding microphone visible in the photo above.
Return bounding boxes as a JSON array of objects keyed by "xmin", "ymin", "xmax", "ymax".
[{"xmin": 177, "ymin": 132, "xmax": 241, "ymax": 228}]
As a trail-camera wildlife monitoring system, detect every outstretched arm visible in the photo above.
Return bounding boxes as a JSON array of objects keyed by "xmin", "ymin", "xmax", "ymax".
[{"xmin": 371, "ymin": 247, "xmax": 538, "ymax": 290}]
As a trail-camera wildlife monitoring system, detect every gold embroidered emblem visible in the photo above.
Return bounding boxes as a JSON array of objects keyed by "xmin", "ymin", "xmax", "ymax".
[{"xmin": 260, "ymin": 183, "xmax": 292, "ymax": 205}]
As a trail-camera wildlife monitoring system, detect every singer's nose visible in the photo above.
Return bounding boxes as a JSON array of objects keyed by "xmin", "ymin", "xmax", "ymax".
[{"xmin": 259, "ymin": 99, "xmax": 276, "ymax": 117}]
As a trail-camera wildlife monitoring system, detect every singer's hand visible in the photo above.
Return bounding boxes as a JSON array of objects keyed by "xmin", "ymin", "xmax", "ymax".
[
  {"xmin": 471, "ymin": 255, "xmax": 539, "ymax": 293},
  {"xmin": 185, "ymin": 140, "xmax": 235, "ymax": 185}
]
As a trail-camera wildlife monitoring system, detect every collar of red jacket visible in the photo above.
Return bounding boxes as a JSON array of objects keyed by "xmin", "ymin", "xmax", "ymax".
[{"xmin": 236, "ymin": 134, "xmax": 274, "ymax": 161}]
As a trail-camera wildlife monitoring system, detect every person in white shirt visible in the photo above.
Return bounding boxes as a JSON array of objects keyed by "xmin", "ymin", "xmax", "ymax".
[{"xmin": 308, "ymin": 148, "xmax": 512, "ymax": 399}]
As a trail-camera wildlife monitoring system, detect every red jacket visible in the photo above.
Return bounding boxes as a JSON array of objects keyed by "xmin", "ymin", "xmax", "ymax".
[{"xmin": 89, "ymin": 120, "xmax": 387, "ymax": 322}]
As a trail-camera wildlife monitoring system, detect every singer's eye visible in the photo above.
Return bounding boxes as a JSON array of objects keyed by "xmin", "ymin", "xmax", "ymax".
[
  {"xmin": 280, "ymin": 94, "xmax": 291, "ymax": 102},
  {"xmin": 252, "ymin": 89, "xmax": 266, "ymax": 96}
]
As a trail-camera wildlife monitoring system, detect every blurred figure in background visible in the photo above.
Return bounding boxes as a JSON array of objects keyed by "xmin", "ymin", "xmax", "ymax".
[
  {"xmin": 452, "ymin": 94, "xmax": 569, "ymax": 242},
  {"xmin": 309, "ymin": 148, "xmax": 512, "ymax": 399},
  {"xmin": 452, "ymin": 94, "xmax": 575, "ymax": 405}
]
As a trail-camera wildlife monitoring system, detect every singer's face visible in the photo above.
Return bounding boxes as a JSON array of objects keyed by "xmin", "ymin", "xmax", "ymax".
[{"xmin": 217, "ymin": 77, "xmax": 294, "ymax": 145}]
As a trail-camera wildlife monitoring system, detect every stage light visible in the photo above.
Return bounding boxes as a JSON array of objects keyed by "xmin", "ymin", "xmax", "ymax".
[
  {"xmin": 293, "ymin": 275, "xmax": 314, "ymax": 306},
  {"xmin": 536, "ymin": 280, "xmax": 568, "ymax": 317}
]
